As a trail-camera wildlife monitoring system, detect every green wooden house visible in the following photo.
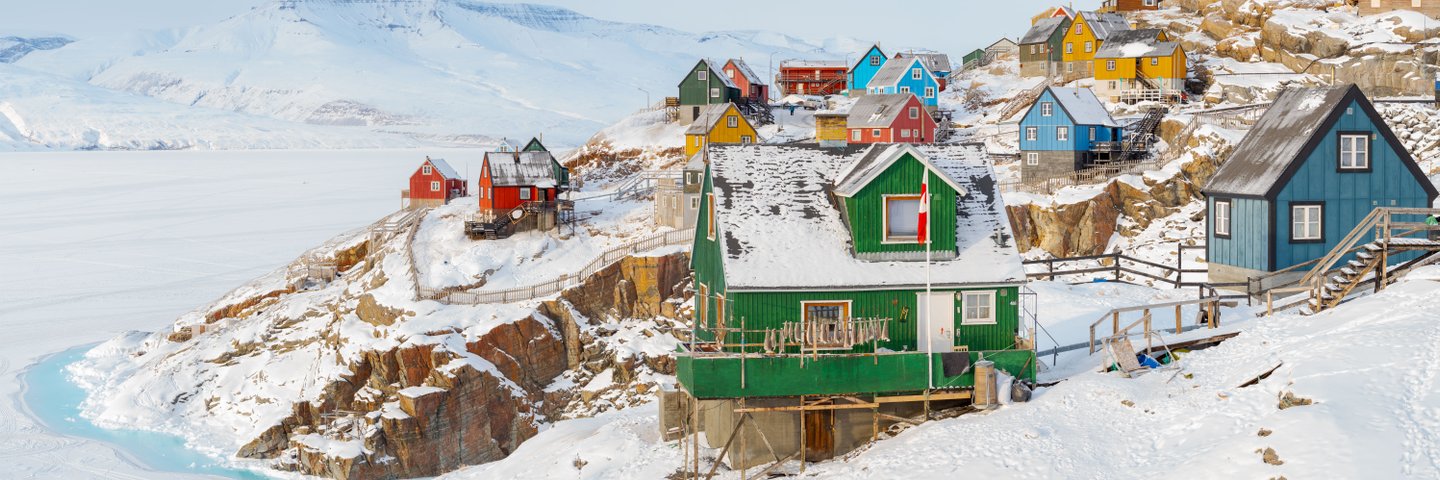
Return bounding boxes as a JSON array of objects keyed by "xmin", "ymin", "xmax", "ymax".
[
  {"xmin": 677, "ymin": 58, "xmax": 742, "ymax": 124},
  {"xmin": 678, "ymin": 144, "xmax": 1033, "ymax": 401},
  {"xmin": 521, "ymin": 136, "xmax": 569, "ymax": 190}
]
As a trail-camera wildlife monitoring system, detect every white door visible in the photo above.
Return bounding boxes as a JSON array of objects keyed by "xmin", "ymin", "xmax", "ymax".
[{"xmin": 915, "ymin": 292, "xmax": 955, "ymax": 353}]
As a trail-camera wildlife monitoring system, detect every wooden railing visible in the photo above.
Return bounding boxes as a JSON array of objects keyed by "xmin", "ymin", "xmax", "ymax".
[
  {"xmin": 419, "ymin": 228, "xmax": 695, "ymax": 305},
  {"xmin": 1023, "ymin": 246, "xmax": 1209, "ymax": 288},
  {"xmin": 1087, "ymin": 296, "xmax": 1222, "ymax": 354}
]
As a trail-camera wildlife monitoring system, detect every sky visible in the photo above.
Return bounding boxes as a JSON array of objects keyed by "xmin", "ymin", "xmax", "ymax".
[{"xmin": 0, "ymin": 0, "xmax": 1104, "ymax": 55}]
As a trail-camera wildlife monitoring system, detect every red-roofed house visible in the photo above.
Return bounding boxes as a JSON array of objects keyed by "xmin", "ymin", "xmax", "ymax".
[
  {"xmin": 405, "ymin": 156, "xmax": 467, "ymax": 208},
  {"xmin": 723, "ymin": 59, "xmax": 770, "ymax": 102}
]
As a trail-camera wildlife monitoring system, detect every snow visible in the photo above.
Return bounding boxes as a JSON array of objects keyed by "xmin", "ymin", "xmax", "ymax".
[{"xmin": 1118, "ymin": 41, "xmax": 1157, "ymax": 58}]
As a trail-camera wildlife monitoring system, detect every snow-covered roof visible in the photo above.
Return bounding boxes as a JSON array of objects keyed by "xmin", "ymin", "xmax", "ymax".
[
  {"xmin": 1021, "ymin": 17, "xmax": 1068, "ymax": 45},
  {"xmin": 868, "ymin": 57, "xmax": 929, "ymax": 88},
  {"xmin": 1203, "ymin": 85, "xmax": 1351, "ymax": 197},
  {"xmin": 897, "ymin": 52, "xmax": 952, "ymax": 73},
  {"xmin": 1079, "ymin": 11, "xmax": 1132, "ymax": 41},
  {"xmin": 1093, "ymin": 30, "xmax": 1179, "ymax": 59},
  {"xmin": 987, "ymin": 38, "xmax": 1018, "ymax": 50},
  {"xmin": 707, "ymin": 144, "xmax": 1024, "ymax": 290},
  {"xmin": 1045, "ymin": 87, "xmax": 1122, "ymax": 127},
  {"xmin": 427, "ymin": 157, "xmax": 462, "ymax": 180},
  {"xmin": 843, "ymin": 94, "xmax": 918, "ymax": 128},
  {"xmin": 685, "ymin": 152, "xmax": 706, "ymax": 172},
  {"xmin": 485, "ymin": 151, "xmax": 557, "ymax": 187},
  {"xmin": 685, "ymin": 103, "xmax": 745, "ymax": 135},
  {"xmin": 780, "ymin": 59, "xmax": 847, "ymax": 68},
  {"xmin": 726, "ymin": 59, "xmax": 766, "ymax": 86},
  {"xmin": 833, "ymin": 144, "xmax": 967, "ymax": 197}
]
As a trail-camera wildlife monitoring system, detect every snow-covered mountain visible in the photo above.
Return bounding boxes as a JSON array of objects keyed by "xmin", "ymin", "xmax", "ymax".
[{"xmin": 6, "ymin": 0, "xmax": 860, "ymax": 150}]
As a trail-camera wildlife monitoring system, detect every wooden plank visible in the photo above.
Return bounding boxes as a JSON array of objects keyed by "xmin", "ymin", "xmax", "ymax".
[
  {"xmin": 733, "ymin": 402, "xmax": 880, "ymax": 413},
  {"xmin": 875, "ymin": 390, "xmax": 973, "ymax": 404},
  {"xmin": 875, "ymin": 412, "xmax": 921, "ymax": 425}
]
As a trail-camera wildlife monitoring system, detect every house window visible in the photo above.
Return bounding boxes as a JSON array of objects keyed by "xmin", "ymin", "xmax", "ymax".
[
  {"xmin": 698, "ymin": 70, "xmax": 707, "ymax": 81},
  {"xmin": 422, "ymin": 165, "xmax": 433, "ymax": 175},
  {"xmin": 716, "ymin": 294, "xmax": 727, "ymax": 339},
  {"xmin": 924, "ymin": 87, "xmax": 935, "ymax": 98},
  {"xmin": 900, "ymin": 129, "xmax": 911, "ymax": 139},
  {"xmin": 873, "ymin": 129, "xmax": 882, "ymax": 137},
  {"xmin": 1075, "ymin": 24, "xmax": 1083, "ymax": 35},
  {"xmin": 1027, "ymin": 152, "xmax": 1039, "ymax": 165},
  {"xmin": 1090, "ymin": 127, "xmax": 1097, "ymax": 141},
  {"xmin": 478, "ymin": 187, "xmax": 484, "ymax": 199},
  {"xmin": 726, "ymin": 68, "xmax": 735, "ymax": 79},
  {"xmin": 802, "ymin": 301, "xmax": 852, "ymax": 349},
  {"xmin": 1025, "ymin": 126, "xmax": 1038, "ymax": 141},
  {"xmin": 707, "ymin": 193, "xmax": 716, "ymax": 239},
  {"xmin": 1339, "ymin": 133, "xmax": 1370, "ymax": 171},
  {"xmin": 741, "ymin": 135, "xmax": 752, "ymax": 144},
  {"xmin": 709, "ymin": 87, "xmax": 720, "ymax": 98},
  {"xmin": 1291, "ymin": 203, "xmax": 1323, "ymax": 242},
  {"xmin": 909, "ymin": 107, "xmax": 919, "ymax": 119},
  {"xmin": 1066, "ymin": 42, "xmax": 1073, "ymax": 54},
  {"xmin": 1041, "ymin": 102, "xmax": 1053, "ymax": 116},
  {"xmin": 883, "ymin": 195, "xmax": 922, "ymax": 242},
  {"xmin": 1030, "ymin": 45, "xmax": 1037, "ymax": 54},
  {"xmin": 519, "ymin": 188, "xmax": 531, "ymax": 200},
  {"xmin": 1057, "ymin": 126, "xmax": 1069, "ymax": 141},
  {"xmin": 1085, "ymin": 41, "xmax": 1093, "ymax": 53},
  {"xmin": 430, "ymin": 181, "xmax": 441, "ymax": 192},
  {"xmin": 727, "ymin": 116, "xmax": 738, "ymax": 128},
  {"xmin": 900, "ymin": 86, "xmax": 911, "ymax": 95},
  {"xmin": 1150, "ymin": 57, "xmax": 1159, "ymax": 66},
  {"xmin": 870, "ymin": 55, "xmax": 882, "ymax": 66},
  {"xmin": 697, "ymin": 283, "xmax": 708, "ymax": 326},
  {"xmin": 1214, "ymin": 200, "xmax": 1231, "ymax": 238},
  {"xmin": 960, "ymin": 291, "xmax": 996, "ymax": 325},
  {"xmin": 690, "ymin": 197, "xmax": 700, "ymax": 209},
  {"xmin": 851, "ymin": 129, "xmax": 861, "ymax": 141},
  {"xmin": 912, "ymin": 68, "xmax": 922, "ymax": 80},
  {"xmin": 1106, "ymin": 60, "xmax": 1116, "ymax": 71}
]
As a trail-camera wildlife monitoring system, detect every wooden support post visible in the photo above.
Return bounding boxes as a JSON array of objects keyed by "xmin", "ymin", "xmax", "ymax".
[
  {"xmin": 692, "ymin": 395, "xmax": 700, "ymax": 479},
  {"xmin": 740, "ymin": 316, "xmax": 746, "ymax": 389},
  {"xmin": 1143, "ymin": 311, "xmax": 1152, "ymax": 353},
  {"xmin": 1175, "ymin": 246, "xmax": 1183, "ymax": 286},
  {"xmin": 871, "ymin": 401, "xmax": 879, "ymax": 442},
  {"xmin": 1207, "ymin": 302, "xmax": 1217, "ymax": 329},
  {"xmin": 703, "ymin": 414, "xmax": 747, "ymax": 480},
  {"xmin": 1266, "ymin": 292, "xmax": 1273, "ymax": 317},
  {"xmin": 1089, "ymin": 325, "xmax": 1097, "ymax": 354},
  {"xmin": 739, "ymin": 399, "xmax": 747, "ymax": 480},
  {"xmin": 1174, "ymin": 305, "xmax": 1182, "ymax": 333},
  {"xmin": 1112, "ymin": 311, "xmax": 1120, "ymax": 336},
  {"xmin": 798, "ymin": 396, "xmax": 806, "ymax": 474}
]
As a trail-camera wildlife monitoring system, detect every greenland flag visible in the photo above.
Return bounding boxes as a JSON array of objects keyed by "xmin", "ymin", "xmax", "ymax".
[{"xmin": 917, "ymin": 172, "xmax": 928, "ymax": 245}]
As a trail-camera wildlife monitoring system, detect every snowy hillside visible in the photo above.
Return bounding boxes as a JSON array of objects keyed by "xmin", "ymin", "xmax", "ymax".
[{"xmin": 10, "ymin": 0, "xmax": 858, "ymax": 150}]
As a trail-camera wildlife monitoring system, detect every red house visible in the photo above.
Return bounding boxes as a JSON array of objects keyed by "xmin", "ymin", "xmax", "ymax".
[
  {"xmin": 723, "ymin": 59, "xmax": 769, "ymax": 102},
  {"xmin": 405, "ymin": 156, "xmax": 467, "ymax": 208},
  {"xmin": 477, "ymin": 151, "xmax": 562, "ymax": 219},
  {"xmin": 844, "ymin": 94, "xmax": 938, "ymax": 144},
  {"xmin": 776, "ymin": 60, "xmax": 848, "ymax": 96}
]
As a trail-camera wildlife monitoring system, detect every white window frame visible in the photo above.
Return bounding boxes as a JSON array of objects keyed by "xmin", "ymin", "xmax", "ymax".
[
  {"xmin": 707, "ymin": 193, "xmax": 716, "ymax": 240},
  {"xmin": 727, "ymin": 115, "xmax": 738, "ymax": 128},
  {"xmin": 924, "ymin": 86, "xmax": 935, "ymax": 98},
  {"xmin": 1025, "ymin": 126, "xmax": 1038, "ymax": 141},
  {"xmin": 851, "ymin": 129, "xmax": 861, "ymax": 141},
  {"xmin": 689, "ymin": 197, "xmax": 700, "ymax": 209},
  {"xmin": 873, "ymin": 128, "xmax": 882, "ymax": 137},
  {"xmin": 1214, "ymin": 200, "xmax": 1231, "ymax": 237},
  {"xmin": 900, "ymin": 129, "xmax": 911, "ymax": 139},
  {"xmin": 478, "ymin": 187, "xmax": 485, "ymax": 199},
  {"xmin": 1026, "ymin": 152, "xmax": 1039, "ymax": 166},
  {"xmin": 1057, "ymin": 126, "xmax": 1069, "ymax": 141},
  {"xmin": 899, "ymin": 86, "xmax": 911, "ymax": 95},
  {"xmin": 960, "ymin": 290, "xmax": 997, "ymax": 325},
  {"xmin": 801, "ymin": 300, "xmax": 854, "ymax": 350},
  {"xmin": 870, "ymin": 55, "xmax": 882, "ymax": 66},
  {"xmin": 709, "ymin": 87, "xmax": 720, "ymax": 98},
  {"xmin": 1075, "ymin": 24, "xmax": 1083, "ymax": 35},
  {"xmin": 698, "ymin": 70, "xmax": 707, "ymax": 81},
  {"xmin": 1090, "ymin": 127, "xmax": 1097, "ymax": 141},
  {"xmin": 1339, "ymin": 134, "xmax": 1370, "ymax": 170},
  {"xmin": 1106, "ymin": 60, "xmax": 1116, "ymax": 71},
  {"xmin": 1085, "ymin": 41, "xmax": 1093, "ymax": 53},
  {"xmin": 881, "ymin": 194, "xmax": 923, "ymax": 243},
  {"xmin": 909, "ymin": 107, "xmax": 919, "ymax": 119},
  {"xmin": 912, "ymin": 68, "xmax": 922, "ymax": 80},
  {"xmin": 430, "ymin": 181, "xmax": 441, "ymax": 192},
  {"xmin": 1041, "ymin": 102, "xmax": 1053, "ymax": 116},
  {"xmin": 1150, "ymin": 57, "xmax": 1159, "ymax": 66},
  {"xmin": 422, "ymin": 165, "xmax": 433, "ymax": 175},
  {"xmin": 1065, "ymin": 42, "xmax": 1073, "ymax": 54},
  {"xmin": 740, "ymin": 135, "xmax": 752, "ymax": 144},
  {"xmin": 519, "ymin": 187, "xmax": 531, "ymax": 200},
  {"xmin": 1291, "ymin": 204, "xmax": 1323, "ymax": 242}
]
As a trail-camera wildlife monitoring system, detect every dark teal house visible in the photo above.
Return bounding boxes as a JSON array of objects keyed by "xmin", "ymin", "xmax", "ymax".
[
  {"xmin": 678, "ymin": 59, "xmax": 742, "ymax": 124},
  {"xmin": 1203, "ymin": 84, "xmax": 1438, "ymax": 284}
]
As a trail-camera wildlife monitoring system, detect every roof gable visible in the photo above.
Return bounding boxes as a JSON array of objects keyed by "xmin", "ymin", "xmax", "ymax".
[
  {"xmin": 850, "ymin": 44, "xmax": 888, "ymax": 72},
  {"xmin": 678, "ymin": 59, "xmax": 738, "ymax": 90},
  {"xmin": 1206, "ymin": 84, "xmax": 1438, "ymax": 199},
  {"xmin": 833, "ymin": 144, "xmax": 967, "ymax": 198},
  {"xmin": 869, "ymin": 57, "xmax": 935, "ymax": 88},
  {"xmin": 724, "ymin": 59, "xmax": 765, "ymax": 86},
  {"xmin": 523, "ymin": 137, "xmax": 548, "ymax": 152},
  {"xmin": 1075, "ymin": 11, "xmax": 1131, "ymax": 41},
  {"xmin": 686, "ymin": 103, "xmax": 751, "ymax": 135},
  {"xmin": 1021, "ymin": 16, "xmax": 1069, "ymax": 45},
  {"xmin": 482, "ymin": 151, "xmax": 557, "ymax": 187},
  {"xmin": 1025, "ymin": 87, "xmax": 1122, "ymax": 127},
  {"xmin": 424, "ymin": 157, "xmax": 461, "ymax": 180},
  {"xmin": 845, "ymin": 94, "xmax": 923, "ymax": 128}
]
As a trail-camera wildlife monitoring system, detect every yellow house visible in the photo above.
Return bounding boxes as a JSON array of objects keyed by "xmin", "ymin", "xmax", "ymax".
[
  {"xmin": 685, "ymin": 103, "xmax": 758, "ymax": 158},
  {"xmin": 1093, "ymin": 30, "xmax": 1187, "ymax": 103},
  {"xmin": 1060, "ymin": 11, "xmax": 1132, "ymax": 78}
]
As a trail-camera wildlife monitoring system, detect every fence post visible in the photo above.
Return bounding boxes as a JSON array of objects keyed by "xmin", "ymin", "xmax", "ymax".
[
  {"xmin": 1113, "ymin": 253, "xmax": 1121, "ymax": 282},
  {"xmin": 1174, "ymin": 305, "xmax": 1182, "ymax": 333},
  {"xmin": 1175, "ymin": 245, "xmax": 1183, "ymax": 286}
]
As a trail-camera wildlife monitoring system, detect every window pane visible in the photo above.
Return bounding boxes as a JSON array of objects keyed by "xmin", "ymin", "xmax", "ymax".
[{"xmin": 887, "ymin": 199, "xmax": 920, "ymax": 238}]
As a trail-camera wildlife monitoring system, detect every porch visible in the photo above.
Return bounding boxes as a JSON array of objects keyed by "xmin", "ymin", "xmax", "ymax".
[{"xmin": 676, "ymin": 349, "xmax": 1036, "ymax": 399}]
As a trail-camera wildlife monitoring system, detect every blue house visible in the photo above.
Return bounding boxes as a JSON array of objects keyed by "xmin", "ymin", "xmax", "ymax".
[
  {"xmin": 847, "ymin": 44, "xmax": 889, "ymax": 94},
  {"xmin": 864, "ymin": 57, "xmax": 941, "ymax": 109},
  {"xmin": 1203, "ymin": 84, "xmax": 1438, "ymax": 285},
  {"xmin": 1017, "ymin": 87, "xmax": 1123, "ymax": 182}
]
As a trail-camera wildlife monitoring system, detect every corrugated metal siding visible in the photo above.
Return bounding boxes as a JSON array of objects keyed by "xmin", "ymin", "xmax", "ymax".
[
  {"xmin": 1273, "ymin": 98, "xmax": 1433, "ymax": 269},
  {"xmin": 1207, "ymin": 196, "xmax": 1270, "ymax": 271},
  {"xmin": 844, "ymin": 153, "xmax": 959, "ymax": 254},
  {"xmin": 677, "ymin": 350, "xmax": 1036, "ymax": 398}
]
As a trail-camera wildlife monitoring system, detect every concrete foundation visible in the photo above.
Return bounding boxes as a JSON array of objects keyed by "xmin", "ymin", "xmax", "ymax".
[
  {"xmin": 1207, "ymin": 262, "xmax": 1306, "ymax": 294},
  {"xmin": 1020, "ymin": 150, "xmax": 1085, "ymax": 183}
]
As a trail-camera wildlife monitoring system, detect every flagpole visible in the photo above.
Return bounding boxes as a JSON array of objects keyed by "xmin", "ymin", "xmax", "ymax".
[{"xmin": 923, "ymin": 167, "xmax": 934, "ymax": 392}]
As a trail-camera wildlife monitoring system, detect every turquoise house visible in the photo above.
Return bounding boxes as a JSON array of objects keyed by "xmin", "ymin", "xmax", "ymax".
[
  {"xmin": 864, "ymin": 57, "xmax": 941, "ymax": 108},
  {"xmin": 847, "ymin": 44, "xmax": 889, "ymax": 94},
  {"xmin": 1017, "ymin": 86, "xmax": 1123, "ymax": 182},
  {"xmin": 1203, "ymin": 84, "xmax": 1438, "ymax": 284}
]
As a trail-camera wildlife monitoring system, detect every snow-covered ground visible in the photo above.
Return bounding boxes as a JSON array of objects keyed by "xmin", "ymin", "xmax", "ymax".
[{"xmin": 0, "ymin": 149, "xmax": 483, "ymax": 478}]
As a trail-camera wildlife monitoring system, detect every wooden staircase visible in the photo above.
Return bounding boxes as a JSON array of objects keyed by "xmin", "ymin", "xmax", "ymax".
[
  {"xmin": 464, "ymin": 201, "xmax": 564, "ymax": 240},
  {"xmin": 1303, "ymin": 208, "xmax": 1440, "ymax": 313},
  {"xmin": 1120, "ymin": 107, "xmax": 1165, "ymax": 160}
]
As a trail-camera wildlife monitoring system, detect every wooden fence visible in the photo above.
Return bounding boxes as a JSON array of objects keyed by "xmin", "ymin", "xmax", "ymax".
[
  {"xmin": 419, "ymin": 228, "xmax": 696, "ymax": 305},
  {"xmin": 1023, "ymin": 243, "xmax": 1247, "ymax": 301}
]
